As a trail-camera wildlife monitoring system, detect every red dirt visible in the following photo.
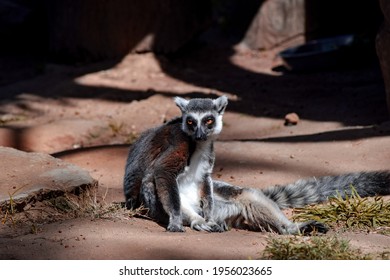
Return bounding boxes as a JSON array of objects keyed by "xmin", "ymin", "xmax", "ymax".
[{"xmin": 1, "ymin": 41, "xmax": 390, "ymax": 259}]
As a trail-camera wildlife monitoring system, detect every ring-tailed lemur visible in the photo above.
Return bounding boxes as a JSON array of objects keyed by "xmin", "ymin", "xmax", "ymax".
[{"xmin": 123, "ymin": 96, "xmax": 390, "ymax": 234}]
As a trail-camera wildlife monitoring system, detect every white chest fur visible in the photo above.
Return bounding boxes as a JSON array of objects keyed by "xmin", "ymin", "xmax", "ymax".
[{"xmin": 176, "ymin": 141, "xmax": 213, "ymax": 211}]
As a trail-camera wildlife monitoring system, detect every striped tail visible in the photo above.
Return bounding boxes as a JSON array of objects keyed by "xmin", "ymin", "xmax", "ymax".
[{"xmin": 262, "ymin": 171, "xmax": 390, "ymax": 209}]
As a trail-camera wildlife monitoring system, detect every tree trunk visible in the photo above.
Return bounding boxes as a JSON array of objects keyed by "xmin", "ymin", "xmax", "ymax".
[
  {"xmin": 242, "ymin": 0, "xmax": 306, "ymax": 50},
  {"xmin": 377, "ymin": 0, "xmax": 390, "ymax": 116}
]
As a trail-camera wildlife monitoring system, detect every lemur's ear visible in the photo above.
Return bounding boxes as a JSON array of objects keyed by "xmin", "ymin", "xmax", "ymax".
[
  {"xmin": 174, "ymin": 97, "xmax": 189, "ymax": 112},
  {"xmin": 213, "ymin": 95, "xmax": 228, "ymax": 115}
]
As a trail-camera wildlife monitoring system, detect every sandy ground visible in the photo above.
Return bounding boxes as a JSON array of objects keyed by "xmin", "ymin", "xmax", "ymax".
[{"xmin": 0, "ymin": 40, "xmax": 390, "ymax": 259}]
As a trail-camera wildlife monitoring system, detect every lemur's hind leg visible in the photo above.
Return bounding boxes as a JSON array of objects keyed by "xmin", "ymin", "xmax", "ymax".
[
  {"xmin": 212, "ymin": 181, "xmax": 328, "ymax": 235},
  {"xmin": 139, "ymin": 174, "xmax": 164, "ymax": 220}
]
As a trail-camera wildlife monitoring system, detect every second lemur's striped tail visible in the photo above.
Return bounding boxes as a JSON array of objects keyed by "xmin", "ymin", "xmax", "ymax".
[{"xmin": 262, "ymin": 171, "xmax": 390, "ymax": 209}]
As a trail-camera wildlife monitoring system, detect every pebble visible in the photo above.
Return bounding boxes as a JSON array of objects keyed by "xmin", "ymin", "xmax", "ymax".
[{"xmin": 284, "ymin": 112, "xmax": 300, "ymax": 126}]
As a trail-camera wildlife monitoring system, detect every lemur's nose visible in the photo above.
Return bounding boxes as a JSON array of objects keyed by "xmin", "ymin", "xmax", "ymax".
[{"xmin": 195, "ymin": 128, "xmax": 206, "ymax": 141}]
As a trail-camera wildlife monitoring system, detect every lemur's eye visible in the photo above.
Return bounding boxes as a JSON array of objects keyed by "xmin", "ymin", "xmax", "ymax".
[
  {"xmin": 205, "ymin": 119, "xmax": 214, "ymax": 125},
  {"xmin": 187, "ymin": 119, "xmax": 193, "ymax": 125}
]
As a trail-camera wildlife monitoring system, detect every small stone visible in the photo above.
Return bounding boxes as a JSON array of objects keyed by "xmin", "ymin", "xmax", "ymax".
[{"xmin": 284, "ymin": 112, "xmax": 300, "ymax": 126}]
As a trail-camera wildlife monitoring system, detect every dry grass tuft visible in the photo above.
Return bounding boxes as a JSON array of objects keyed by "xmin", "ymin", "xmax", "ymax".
[
  {"xmin": 292, "ymin": 186, "xmax": 390, "ymax": 231},
  {"xmin": 0, "ymin": 186, "xmax": 144, "ymax": 235},
  {"xmin": 262, "ymin": 236, "xmax": 370, "ymax": 260}
]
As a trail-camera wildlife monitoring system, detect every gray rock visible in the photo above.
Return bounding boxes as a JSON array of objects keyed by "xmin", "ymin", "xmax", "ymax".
[{"xmin": 0, "ymin": 147, "xmax": 97, "ymax": 207}]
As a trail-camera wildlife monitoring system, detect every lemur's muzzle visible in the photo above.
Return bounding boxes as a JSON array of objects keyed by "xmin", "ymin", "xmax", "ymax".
[{"xmin": 195, "ymin": 127, "xmax": 207, "ymax": 141}]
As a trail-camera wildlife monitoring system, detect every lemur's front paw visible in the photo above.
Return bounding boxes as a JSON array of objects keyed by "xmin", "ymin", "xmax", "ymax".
[
  {"xmin": 217, "ymin": 221, "xmax": 229, "ymax": 232},
  {"xmin": 190, "ymin": 218, "xmax": 211, "ymax": 232},
  {"xmin": 207, "ymin": 222, "xmax": 226, "ymax": 232},
  {"xmin": 167, "ymin": 223, "xmax": 185, "ymax": 232},
  {"xmin": 191, "ymin": 219, "xmax": 227, "ymax": 232}
]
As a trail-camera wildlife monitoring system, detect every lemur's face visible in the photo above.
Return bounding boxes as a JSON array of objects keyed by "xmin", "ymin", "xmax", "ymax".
[
  {"xmin": 183, "ymin": 112, "xmax": 219, "ymax": 141},
  {"xmin": 174, "ymin": 96, "xmax": 228, "ymax": 142}
]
